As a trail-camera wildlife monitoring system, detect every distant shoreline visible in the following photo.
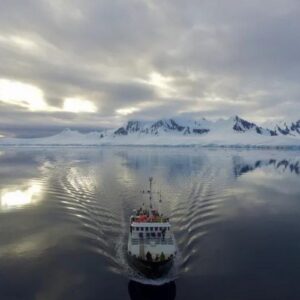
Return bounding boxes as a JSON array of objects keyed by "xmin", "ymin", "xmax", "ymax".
[{"xmin": 0, "ymin": 144, "xmax": 300, "ymax": 150}]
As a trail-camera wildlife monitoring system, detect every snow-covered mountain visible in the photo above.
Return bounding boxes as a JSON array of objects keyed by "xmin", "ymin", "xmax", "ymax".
[
  {"xmin": 0, "ymin": 128, "xmax": 106, "ymax": 145},
  {"xmin": 113, "ymin": 116, "xmax": 277, "ymax": 137},
  {"xmin": 1, "ymin": 116, "xmax": 300, "ymax": 147},
  {"xmin": 269, "ymin": 120, "xmax": 300, "ymax": 136},
  {"xmin": 113, "ymin": 118, "xmax": 210, "ymax": 136}
]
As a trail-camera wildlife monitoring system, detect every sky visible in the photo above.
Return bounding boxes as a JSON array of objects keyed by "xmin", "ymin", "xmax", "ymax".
[{"xmin": 0, "ymin": 0, "xmax": 300, "ymax": 137}]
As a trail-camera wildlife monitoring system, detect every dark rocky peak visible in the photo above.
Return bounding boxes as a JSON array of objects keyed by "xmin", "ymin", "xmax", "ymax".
[
  {"xmin": 290, "ymin": 120, "xmax": 300, "ymax": 134},
  {"xmin": 114, "ymin": 127, "xmax": 128, "ymax": 135},
  {"xmin": 169, "ymin": 119, "xmax": 185, "ymax": 131},
  {"xmin": 193, "ymin": 128, "xmax": 210, "ymax": 134},
  {"xmin": 233, "ymin": 116, "xmax": 276, "ymax": 136},
  {"xmin": 150, "ymin": 119, "xmax": 184, "ymax": 133},
  {"xmin": 255, "ymin": 127, "xmax": 262, "ymax": 134},
  {"xmin": 126, "ymin": 120, "xmax": 142, "ymax": 132},
  {"xmin": 272, "ymin": 119, "xmax": 300, "ymax": 136},
  {"xmin": 183, "ymin": 126, "xmax": 209, "ymax": 135},
  {"xmin": 232, "ymin": 116, "xmax": 256, "ymax": 132},
  {"xmin": 183, "ymin": 127, "xmax": 191, "ymax": 135},
  {"xmin": 276, "ymin": 123, "xmax": 290, "ymax": 135}
]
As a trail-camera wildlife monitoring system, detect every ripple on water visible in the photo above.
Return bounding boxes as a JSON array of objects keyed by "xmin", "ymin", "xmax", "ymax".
[
  {"xmin": 43, "ymin": 163, "xmax": 123, "ymax": 271},
  {"xmin": 170, "ymin": 164, "xmax": 230, "ymax": 274}
]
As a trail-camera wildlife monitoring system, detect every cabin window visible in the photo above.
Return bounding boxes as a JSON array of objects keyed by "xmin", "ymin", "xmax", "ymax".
[
  {"xmin": 155, "ymin": 227, "xmax": 158, "ymax": 231},
  {"xmin": 146, "ymin": 233, "xmax": 150, "ymax": 238},
  {"xmin": 157, "ymin": 232, "xmax": 161, "ymax": 237},
  {"xmin": 151, "ymin": 233, "xmax": 156, "ymax": 237},
  {"xmin": 145, "ymin": 227, "xmax": 149, "ymax": 231},
  {"xmin": 141, "ymin": 227, "xmax": 144, "ymax": 231},
  {"xmin": 150, "ymin": 227, "xmax": 153, "ymax": 231},
  {"xmin": 139, "ymin": 232, "xmax": 143, "ymax": 238},
  {"xmin": 136, "ymin": 227, "xmax": 139, "ymax": 231}
]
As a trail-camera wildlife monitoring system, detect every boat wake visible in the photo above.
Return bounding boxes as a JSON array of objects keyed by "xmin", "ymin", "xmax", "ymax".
[{"xmin": 42, "ymin": 152, "xmax": 229, "ymax": 284}]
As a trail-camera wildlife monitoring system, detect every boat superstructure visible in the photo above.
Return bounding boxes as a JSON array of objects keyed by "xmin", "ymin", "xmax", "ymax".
[{"xmin": 127, "ymin": 177, "xmax": 176, "ymax": 278}]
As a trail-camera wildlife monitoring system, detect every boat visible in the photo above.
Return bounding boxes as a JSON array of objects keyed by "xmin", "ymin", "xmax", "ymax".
[{"xmin": 127, "ymin": 177, "xmax": 176, "ymax": 278}]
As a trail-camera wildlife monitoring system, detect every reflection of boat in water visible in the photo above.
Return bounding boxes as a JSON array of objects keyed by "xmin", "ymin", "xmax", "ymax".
[
  {"xmin": 128, "ymin": 280, "xmax": 176, "ymax": 300},
  {"xmin": 127, "ymin": 177, "xmax": 177, "ymax": 278}
]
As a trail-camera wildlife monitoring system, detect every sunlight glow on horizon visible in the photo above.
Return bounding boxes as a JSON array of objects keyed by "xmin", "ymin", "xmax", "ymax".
[
  {"xmin": 0, "ymin": 79, "xmax": 97, "ymax": 114},
  {"xmin": 0, "ymin": 79, "xmax": 49, "ymax": 111}
]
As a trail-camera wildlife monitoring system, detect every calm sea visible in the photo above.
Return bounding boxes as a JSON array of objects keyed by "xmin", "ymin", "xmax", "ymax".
[{"xmin": 0, "ymin": 147, "xmax": 300, "ymax": 300}]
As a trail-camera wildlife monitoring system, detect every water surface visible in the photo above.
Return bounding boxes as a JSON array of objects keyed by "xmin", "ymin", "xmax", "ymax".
[{"xmin": 0, "ymin": 147, "xmax": 300, "ymax": 299}]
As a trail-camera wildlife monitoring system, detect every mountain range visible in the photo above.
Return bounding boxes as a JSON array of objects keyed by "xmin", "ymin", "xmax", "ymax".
[{"xmin": 0, "ymin": 116, "xmax": 300, "ymax": 147}]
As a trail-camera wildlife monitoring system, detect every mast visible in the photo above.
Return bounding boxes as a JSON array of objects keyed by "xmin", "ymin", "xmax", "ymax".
[
  {"xmin": 158, "ymin": 191, "xmax": 162, "ymax": 216},
  {"xmin": 149, "ymin": 177, "xmax": 153, "ymax": 209}
]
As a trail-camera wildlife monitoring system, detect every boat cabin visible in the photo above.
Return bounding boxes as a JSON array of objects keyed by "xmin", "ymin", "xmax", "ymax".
[{"xmin": 128, "ymin": 209, "xmax": 175, "ymax": 262}]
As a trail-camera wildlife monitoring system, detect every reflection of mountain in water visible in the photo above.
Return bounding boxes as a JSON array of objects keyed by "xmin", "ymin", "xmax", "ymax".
[
  {"xmin": 233, "ymin": 158, "xmax": 300, "ymax": 177},
  {"xmin": 128, "ymin": 280, "xmax": 176, "ymax": 300}
]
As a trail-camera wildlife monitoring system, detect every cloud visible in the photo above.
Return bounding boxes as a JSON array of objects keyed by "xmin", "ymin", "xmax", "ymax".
[
  {"xmin": 0, "ymin": 0, "xmax": 300, "ymax": 136},
  {"xmin": 116, "ymin": 107, "xmax": 140, "ymax": 116},
  {"xmin": 0, "ymin": 79, "xmax": 98, "ymax": 114}
]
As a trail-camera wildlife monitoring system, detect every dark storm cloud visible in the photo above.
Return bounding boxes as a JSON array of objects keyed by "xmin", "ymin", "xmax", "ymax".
[{"xmin": 0, "ymin": 0, "xmax": 300, "ymax": 136}]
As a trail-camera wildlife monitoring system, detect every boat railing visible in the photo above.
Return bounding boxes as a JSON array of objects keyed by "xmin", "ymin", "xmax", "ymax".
[
  {"xmin": 131, "ymin": 237, "xmax": 174, "ymax": 245},
  {"xmin": 131, "ymin": 216, "xmax": 170, "ymax": 223}
]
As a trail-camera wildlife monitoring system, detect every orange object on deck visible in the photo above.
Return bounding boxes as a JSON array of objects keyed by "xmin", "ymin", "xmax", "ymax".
[{"xmin": 138, "ymin": 215, "xmax": 147, "ymax": 222}]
